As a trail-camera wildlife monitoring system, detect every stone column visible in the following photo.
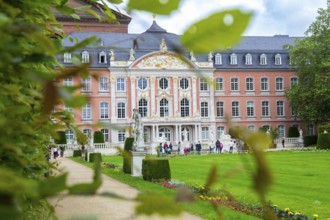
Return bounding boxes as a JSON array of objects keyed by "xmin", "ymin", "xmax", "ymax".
[
  {"xmin": 195, "ymin": 124, "xmax": 198, "ymax": 143},
  {"xmin": 192, "ymin": 76, "xmax": 197, "ymax": 116},
  {"xmin": 130, "ymin": 76, "xmax": 136, "ymax": 110},
  {"xmin": 110, "ymin": 76, "xmax": 116, "ymax": 121},
  {"xmin": 173, "ymin": 77, "xmax": 178, "ymax": 116},
  {"xmin": 150, "ymin": 76, "xmax": 156, "ymax": 117},
  {"xmin": 209, "ymin": 76, "xmax": 215, "ymax": 119}
]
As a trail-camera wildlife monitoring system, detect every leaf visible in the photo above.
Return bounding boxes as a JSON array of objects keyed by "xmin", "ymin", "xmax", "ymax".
[
  {"xmin": 42, "ymin": 80, "xmax": 59, "ymax": 114},
  {"xmin": 135, "ymin": 192, "xmax": 182, "ymax": 216},
  {"xmin": 39, "ymin": 173, "xmax": 67, "ymax": 197},
  {"xmin": 204, "ymin": 164, "xmax": 217, "ymax": 191},
  {"xmin": 68, "ymin": 180, "xmax": 102, "ymax": 195},
  {"xmin": 127, "ymin": 0, "xmax": 180, "ymax": 15},
  {"xmin": 181, "ymin": 9, "xmax": 253, "ymax": 53}
]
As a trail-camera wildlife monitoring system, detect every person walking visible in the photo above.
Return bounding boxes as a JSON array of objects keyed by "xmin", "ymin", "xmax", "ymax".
[
  {"xmin": 215, "ymin": 140, "xmax": 221, "ymax": 154},
  {"xmin": 177, "ymin": 141, "xmax": 181, "ymax": 154},
  {"xmin": 196, "ymin": 141, "xmax": 202, "ymax": 155}
]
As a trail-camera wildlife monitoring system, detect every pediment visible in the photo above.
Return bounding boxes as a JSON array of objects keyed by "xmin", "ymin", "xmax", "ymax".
[{"xmin": 132, "ymin": 52, "xmax": 194, "ymax": 69}]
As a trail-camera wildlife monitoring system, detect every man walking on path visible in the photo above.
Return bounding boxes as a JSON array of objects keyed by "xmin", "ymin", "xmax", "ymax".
[{"xmin": 48, "ymin": 158, "xmax": 202, "ymax": 220}]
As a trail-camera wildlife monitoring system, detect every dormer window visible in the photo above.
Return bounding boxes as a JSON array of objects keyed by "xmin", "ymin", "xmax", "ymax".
[
  {"xmin": 82, "ymin": 51, "xmax": 89, "ymax": 63},
  {"xmin": 275, "ymin": 53, "xmax": 282, "ymax": 65},
  {"xmin": 260, "ymin": 53, "xmax": 267, "ymax": 65},
  {"xmin": 230, "ymin": 53, "xmax": 237, "ymax": 65},
  {"xmin": 64, "ymin": 53, "xmax": 72, "ymax": 63},
  {"xmin": 215, "ymin": 53, "xmax": 222, "ymax": 65},
  {"xmin": 245, "ymin": 53, "xmax": 252, "ymax": 65},
  {"xmin": 99, "ymin": 51, "xmax": 107, "ymax": 64}
]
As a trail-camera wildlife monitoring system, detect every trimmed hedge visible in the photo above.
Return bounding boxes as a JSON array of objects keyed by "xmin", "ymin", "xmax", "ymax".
[
  {"xmin": 123, "ymin": 137, "xmax": 134, "ymax": 174},
  {"xmin": 304, "ymin": 135, "xmax": 318, "ymax": 147},
  {"xmin": 142, "ymin": 159, "xmax": 171, "ymax": 181},
  {"xmin": 55, "ymin": 131, "xmax": 67, "ymax": 144},
  {"xmin": 318, "ymin": 124, "xmax": 330, "ymax": 134},
  {"xmin": 73, "ymin": 150, "xmax": 82, "ymax": 157},
  {"xmin": 94, "ymin": 131, "xmax": 104, "ymax": 143},
  {"xmin": 288, "ymin": 126, "xmax": 299, "ymax": 137},
  {"xmin": 89, "ymin": 153, "xmax": 102, "ymax": 163},
  {"xmin": 317, "ymin": 133, "xmax": 330, "ymax": 149}
]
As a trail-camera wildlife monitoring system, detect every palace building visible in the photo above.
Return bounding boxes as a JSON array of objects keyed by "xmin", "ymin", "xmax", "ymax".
[{"xmin": 56, "ymin": 0, "xmax": 312, "ymax": 147}]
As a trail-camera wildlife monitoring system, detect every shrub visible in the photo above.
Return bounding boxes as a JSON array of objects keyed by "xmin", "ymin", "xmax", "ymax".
[
  {"xmin": 93, "ymin": 131, "xmax": 104, "ymax": 143},
  {"xmin": 123, "ymin": 137, "xmax": 134, "ymax": 174},
  {"xmin": 317, "ymin": 133, "xmax": 330, "ymax": 149},
  {"xmin": 54, "ymin": 131, "xmax": 67, "ymax": 144},
  {"xmin": 142, "ymin": 159, "xmax": 171, "ymax": 181},
  {"xmin": 304, "ymin": 135, "xmax": 318, "ymax": 147},
  {"xmin": 318, "ymin": 124, "xmax": 330, "ymax": 134},
  {"xmin": 288, "ymin": 126, "xmax": 299, "ymax": 137},
  {"xmin": 259, "ymin": 126, "xmax": 267, "ymax": 133},
  {"xmin": 89, "ymin": 153, "xmax": 102, "ymax": 163},
  {"xmin": 73, "ymin": 150, "xmax": 82, "ymax": 157}
]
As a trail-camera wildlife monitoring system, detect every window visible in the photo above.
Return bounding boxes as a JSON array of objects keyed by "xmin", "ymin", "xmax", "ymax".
[
  {"xmin": 230, "ymin": 53, "xmax": 237, "ymax": 65},
  {"xmin": 64, "ymin": 105, "xmax": 74, "ymax": 117},
  {"xmin": 262, "ymin": 101, "xmax": 269, "ymax": 117},
  {"xmin": 83, "ymin": 129, "xmax": 91, "ymax": 136},
  {"xmin": 278, "ymin": 125, "xmax": 285, "ymax": 138},
  {"xmin": 215, "ymin": 78, "xmax": 223, "ymax": 91},
  {"xmin": 201, "ymin": 102, "xmax": 209, "ymax": 117},
  {"xmin": 216, "ymin": 126, "xmax": 225, "ymax": 139},
  {"xmin": 276, "ymin": 101, "xmax": 284, "ymax": 116},
  {"xmin": 138, "ymin": 99, "xmax": 148, "ymax": 117},
  {"xmin": 216, "ymin": 101, "xmax": 224, "ymax": 117},
  {"xmin": 291, "ymin": 77, "xmax": 298, "ymax": 86},
  {"xmin": 246, "ymin": 77, "xmax": 254, "ymax": 91},
  {"xmin": 230, "ymin": 77, "xmax": 239, "ymax": 91},
  {"xmin": 307, "ymin": 124, "xmax": 315, "ymax": 136},
  {"xmin": 63, "ymin": 77, "xmax": 73, "ymax": 86},
  {"xmin": 160, "ymin": 99, "xmax": 169, "ymax": 117},
  {"xmin": 99, "ymin": 77, "xmax": 109, "ymax": 92},
  {"xmin": 276, "ymin": 78, "xmax": 284, "ymax": 91},
  {"xmin": 245, "ymin": 53, "xmax": 252, "ymax": 65},
  {"xmin": 232, "ymin": 101, "xmax": 239, "ymax": 117},
  {"xmin": 116, "ymin": 78, "xmax": 125, "ymax": 91},
  {"xmin": 99, "ymin": 51, "xmax": 107, "ymax": 63},
  {"xmin": 99, "ymin": 102, "xmax": 109, "ymax": 119},
  {"xmin": 65, "ymin": 130, "xmax": 75, "ymax": 144},
  {"xmin": 247, "ymin": 125, "xmax": 256, "ymax": 131},
  {"xmin": 101, "ymin": 129, "xmax": 109, "ymax": 142},
  {"xmin": 215, "ymin": 53, "xmax": 222, "ymax": 65},
  {"xmin": 202, "ymin": 127, "xmax": 209, "ymax": 140},
  {"xmin": 247, "ymin": 101, "xmax": 255, "ymax": 117},
  {"xmin": 261, "ymin": 77, "xmax": 269, "ymax": 91},
  {"xmin": 64, "ymin": 53, "xmax": 72, "ymax": 63},
  {"xmin": 200, "ymin": 78, "xmax": 208, "ymax": 91},
  {"xmin": 260, "ymin": 54, "xmax": 267, "ymax": 65},
  {"xmin": 180, "ymin": 78, "xmax": 189, "ymax": 89},
  {"xmin": 117, "ymin": 102, "xmax": 125, "ymax": 118},
  {"xmin": 118, "ymin": 130, "xmax": 126, "ymax": 142},
  {"xmin": 159, "ymin": 78, "xmax": 168, "ymax": 90},
  {"xmin": 138, "ymin": 78, "xmax": 147, "ymax": 90},
  {"xmin": 81, "ymin": 51, "xmax": 89, "ymax": 63},
  {"xmin": 275, "ymin": 53, "xmax": 282, "ymax": 65},
  {"xmin": 82, "ymin": 77, "xmax": 91, "ymax": 92},
  {"xmin": 180, "ymin": 98, "xmax": 189, "ymax": 117},
  {"xmin": 82, "ymin": 103, "xmax": 92, "ymax": 119},
  {"xmin": 160, "ymin": 128, "xmax": 171, "ymax": 142}
]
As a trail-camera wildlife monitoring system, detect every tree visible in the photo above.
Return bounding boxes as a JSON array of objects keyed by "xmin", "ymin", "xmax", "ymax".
[{"xmin": 286, "ymin": 7, "xmax": 330, "ymax": 125}]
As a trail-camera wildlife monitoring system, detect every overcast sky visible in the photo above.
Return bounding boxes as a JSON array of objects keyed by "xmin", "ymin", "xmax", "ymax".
[{"xmin": 112, "ymin": 0, "xmax": 327, "ymax": 36}]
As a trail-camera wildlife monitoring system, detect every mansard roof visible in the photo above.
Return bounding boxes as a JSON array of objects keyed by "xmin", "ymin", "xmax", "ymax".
[{"xmin": 60, "ymin": 21, "xmax": 302, "ymax": 69}]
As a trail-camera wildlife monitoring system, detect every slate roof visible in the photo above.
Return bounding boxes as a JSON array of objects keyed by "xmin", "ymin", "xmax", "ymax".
[{"xmin": 60, "ymin": 21, "xmax": 303, "ymax": 70}]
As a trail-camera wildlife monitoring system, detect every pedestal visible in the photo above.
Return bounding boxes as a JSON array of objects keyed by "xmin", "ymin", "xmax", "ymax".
[{"xmin": 131, "ymin": 151, "xmax": 146, "ymax": 177}]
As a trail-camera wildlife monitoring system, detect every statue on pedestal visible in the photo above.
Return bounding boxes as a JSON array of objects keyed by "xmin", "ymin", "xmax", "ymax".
[{"xmin": 132, "ymin": 108, "xmax": 144, "ymax": 151}]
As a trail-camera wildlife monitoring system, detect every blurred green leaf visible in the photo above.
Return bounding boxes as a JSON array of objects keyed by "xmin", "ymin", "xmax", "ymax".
[
  {"xmin": 181, "ymin": 9, "xmax": 253, "ymax": 53},
  {"xmin": 128, "ymin": 0, "xmax": 180, "ymax": 15},
  {"xmin": 204, "ymin": 164, "xmax": 217, "ymax": 191},
  {"xmin": 68, "ymin": 180, "xmax": 102, "ymax": 195},
  {"xmin": 135, "ymin": 192, "xmax": 183, "ymax": 216},
  {"xmin": 39, "ymin": 174, "xmax": 67, "ymax": 197}
]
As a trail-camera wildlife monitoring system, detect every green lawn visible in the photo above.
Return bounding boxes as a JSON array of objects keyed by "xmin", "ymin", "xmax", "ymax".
[{"xmin": 72, "ymin": 150, "xmax": 330, "ymax": 219}]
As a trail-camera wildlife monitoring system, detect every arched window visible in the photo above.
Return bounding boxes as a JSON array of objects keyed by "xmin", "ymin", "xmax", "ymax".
[
  {"xmin": 275, "ymin": 53, "xmax": 282, "ymax": 65},
  {"xmin": 138, "ymin": 99, "xmax": 148, "ymax": 117},
  {"xmin": 82, "ymin": 51, "xmax": 89, "ymax": 63},
  {"xmin": 160, "ymin": 99, "xmax": 169, "ymax": 117},
  {"xmin": 247, "ymin": 101, "xmax": 255, "ymax": 117},
  {"xmin": 159, "ymin": 78, "xmax": 168, "ymax": 90},
  {"xmin": 180, "ymin": 98, "xmax": 189, "ymax": 117},
  {"xmin": 138, "ymin": 78, "xmax": 147, "ymax": 90},
  {"xmin": 180, "ymin": 78, "xmax": 189, "ymax": 89},
  {"xmin": 65, "ymin": 129, "xmax": 75, "ymax": 144},
  {"xmin": 99, "ymin": 77, "xmax": 109, "ymax": 92},
  {"xmin": 246, "ymin": 77, "xmax": 254, "ymax": 91},
  {"xmin": 215, "ymin": 77, "xmax": 223, "ymax": 91},
  {"xmin": 82, "ymin": 103, "xmax": 92, "ymax": 119},
  {"xmin": 99, "ymin": 51, "xmax": 107, "ymax": 63},
  {"xmin": 230, "ymin": 77, "xmax": 239, "ymax": 91},
  {"xmin": 260, "ymin": 53, "xmax": 267, "ymax": 65},
  {"xmin": 215, "ymin": 53, "xmax": 222, "ymax": 65},
  {"xmin": 245, "ymin": 53, "xmax": 252, "ymax": 65},
  {"xmin": 230, "ymin": 53, "xmax": 237, "ymax": 65},
  {"xmin": 99, "ymin": 102, "xmax": 109, "ymax": 119},
  {"xmin": 276, "ymin": 77, "xmax": 284, "ymax": 91},
  {"xmin": 64, "ymin": 53, "xmax": 72, "ymax": 63}
]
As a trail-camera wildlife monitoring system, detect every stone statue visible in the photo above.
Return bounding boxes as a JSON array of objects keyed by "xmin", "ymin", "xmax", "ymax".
[
  {"xmin": 129, "ymin": 48, "xmax": 135, "ymax": 61},
  {"xmin": 182, "ymin": 128, "xmax": 188, "ymax": 142},
  {"xmin": 190, "ymin": 51, "xmax": 196, "ymax": 62},
  {"xmin": 132, "ymin": 108, "xmax": 144, "ymax": 151},
  {"xmin": 299, "ymin": 128, "xmax": 303, "ymax": 137},
  {"xmin": 110, "ymin": 49, "xmax": 115, "ymax": 61},
  {"xmin": 208, "ymin": 52, "xmax": 213, "ymax": 62},
  {"xmin": 160, "ymin": 38, "xmax": 167, "ymax": 52}
]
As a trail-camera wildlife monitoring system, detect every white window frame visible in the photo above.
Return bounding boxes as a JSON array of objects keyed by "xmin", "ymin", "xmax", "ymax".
[
  {"xmin": 291, "ymin": 77, "xmax": 298, "ymax": 86},
  {"xmin": 230, "ymin": 77, "xmax": 239, "ymax": 91},
  {"xmin": 260, "ymin": 54, "xmax": 267, "ymax": 65},
  {"xmin": 216, "ymin": 126, "xmax": 225, "ymax": 139},
  {"xmin": 247, "ymin": 101, "xmax": 255, "ymax": 117},
  {"xmin": 138, "ymin": 99, "xmax": 148, "ymax": 117},
  {"xmin": 215, "ymin": 77, "xmax": 223, "ymax": 91},
  {"xmin": 215, "ymin": 53, "xmax": 222, "ymax": 65},
  {"xmin": 180, "ymin": 78, "xmax": 189, "ymax": 90},
  {"xmin": 307, "ymin": 124, "xmax": 315, "ymax": 136},
  {"xmin": 101, "ymin": 129, "xmax": 109, "ymax": 142},
  {"xmin": 201, "ymin": 101, "xmax": 209, "ymax": 117},
  {"xmin": 99, "ymin": 51, "xmax": 107, "ymax": 64},
  {"xmin": 99, "ymin": 102, "xmax": 109, "ymax": 119},
  {"xmin": 202, "ymin": 127, "xmax": 209, "ymax": 140},
  {"xmin": 276, "ymin": 77, "xmax": 284, "ymax": 91},
  {"xmin": 247, "ymin": 125, "xmax": 256, "ymax": 131},
  {"xmin": 159, "ymin": 78, "xmax": 168, "ymax": 90},
  {"xmin": 216, "ymin": 101, "xmax": 224, "ymax": 117},
  {"xmin": 99, "ymin": 77, "xmax": 109, "ymax": 92},
  {"xmin": 63, "ymin": 77, "xmax": 73, "ymax": 86},
  {"xmin": 64, "ymin": 53, "xmax": 72, "ymax": 63},
  {"xmin": 230, "ymin": 53, "xmax": 237, "ymax": 65},
  {"xmin": 118, "ymin": 130, "xmax": 126, "ymax": 142},
  {"xmin": 160, "ymin": 98, "xmax": 169, "ymax": 117},
  {"xmin": 82, "ymin": 77, "xmax": 91, "ymax": 92},
  {"xmin": 200, "ymin": 78, "xmax": 208, "ymax": 91},
  {"xmin": 262, "ymin": 101, "xmax": 269, "ymax": 117},
  {"xmin": 245, "ymin": 53, "xmax": 252, "ymax": 65},
  {"xmin": 81, "ymin": 51, "xmax": 89, "ymax": 63},
  {"xmin": 276, "ymin": 101, "xmax": 284, "ymax": 116},
  {"xmin": 116, "ymin": 78, "xmax": 125, "ymax": 92},
  {"xmin": 180, "ymin": 98, "xmax": 189, "ymax": 117},
  {"xmin": 261, "ymin": 77, "xmax": 269, "ymax": 91},
  {"xmin": 275, "ymin": 53, "xmax": 282, "ymax": 65},
  {"xmin": 278, "ymin": 125, "xmax": 285, "ymax": 138},
  {"xmin": 82, "ymin": 103, "xmax": 92, "ymax": 120},
  {"xmin": 232, "ymin": 101, "xmax": 240, "ymax": 117},
  {"xmin": 65, "ymin": 129, "xmax": 75, "ymax": 144},
  {"xmin": 138, "ymin": 78, "xmax": 148, "ymax": 90},
  {"xmin": 117, "ymin": 102, "xmax": 126, "ymax": 119},
  {"xmin": 246, "ymin": 77, "xmax": 254, "ymax": 91}
]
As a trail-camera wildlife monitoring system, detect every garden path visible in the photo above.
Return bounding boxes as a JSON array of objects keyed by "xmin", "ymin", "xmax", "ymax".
[{"xmin": 48, "ymin": 157, "xmax": 202, "ymax": 220}]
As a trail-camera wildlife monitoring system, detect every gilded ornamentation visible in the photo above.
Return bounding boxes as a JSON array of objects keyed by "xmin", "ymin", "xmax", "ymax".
[
  {"xmin": 160, "ymin": 38, "xmax": 167, "ymax": 52},
  {"xmin": 134, "ymin": 54, "xmax": 192, "ymax": 69}
]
